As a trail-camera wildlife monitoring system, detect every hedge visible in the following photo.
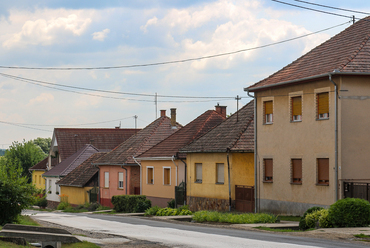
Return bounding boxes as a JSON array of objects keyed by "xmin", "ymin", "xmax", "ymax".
[{"xmin": 111, "ymin": 195, "xmax": 150, "ymax": 213}]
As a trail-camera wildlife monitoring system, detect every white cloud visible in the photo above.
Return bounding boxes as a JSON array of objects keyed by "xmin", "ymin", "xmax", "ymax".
[
  {"xmin": 92, "ymin": 28, "xmax": 110, "ymax": 41},
  {"xmin": 29, "ymin": 93, "xmax": 54, "ymax": 105},
  {"xmin": 140, "ymin": 17, "xmax": 158, "ymax": 33}
]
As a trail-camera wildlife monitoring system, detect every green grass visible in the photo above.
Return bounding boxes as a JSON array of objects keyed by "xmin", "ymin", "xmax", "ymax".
[
  {"xmin": 254, "ymin": 226, "xmax": 302, "ymax": 232},
  {"xmin": 0, "ymin": 240, "xmax": 33, "ymax": 248},
  {"xmin": 192, "ymin": 211, "xmax": 278, "ymax": 224},
  {"xmin": 0, "ymin": 240, "xmax": 100, "ymax": 248},
  {"xmin": 355, "ymin": 233, "xmax": 370, "ymax": 238},
  {"xmin": 93, "ymin": 210, "xmax": 117, "ymax": 215},
  {"xmin": 16, "ymin": 215, "xmax": 40, "ymax": 226},
  {"xmin": 278, "ymin": 216, "xmax": 301, "ymax": 222}
]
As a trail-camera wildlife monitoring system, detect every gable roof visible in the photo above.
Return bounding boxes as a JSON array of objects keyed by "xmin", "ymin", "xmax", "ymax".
[
  {"xmin": 247, "ymin": 16, "xmax": 370, "ymax": 91},
  {"xmin": 51, "ymin": 128, "xmax": 139, "ymax": 161},
  {"xmin": 137, "ymin": 110, "xmax": 226, "ymax": 159},
  {"xmin": 29, "ymin": 157, "xmax": 58, "ymax": 171},
  {"xmin": 180, "ymin": 101, "xmax": 254, "ymax": 153},
  {"xmin": 93, "ymin": 116, "xmax": 182, "ymax": 165},
  {"xmin": 56, "ymin": 152, "xmax": 106, "ymax": 187},
  {"xmin": 43, "ymin": 144, "xmax": 99, "ymax": 177}
]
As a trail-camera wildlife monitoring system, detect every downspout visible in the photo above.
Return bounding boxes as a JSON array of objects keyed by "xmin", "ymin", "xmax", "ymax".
[
  {"xmin": 120, "ymin": 165, "xmax": 128, "ymax": 195},
  {"xmin": 132, "ymin": 157, "xmax": 142, "ymax": 195},
  {"xmin": 180, "ymin": 158, "xmax": 187, "ymax": 205},
  {"xmin": 247, "ymin": 90, "xmax": 258, "ymax": 213},
  {"xmin": 328, "ymin": 73, "xmax": 339, "ymax": 202},
  {"xmin": 227, "ymin": 150, "xmax": 231, "ymax": 212},
  {"xmin": 171, "ymin": 155, "xmax": 178, "ymax": 186},
  {"xmin": 93, "ymin": 164, "xmax": 100, "ymax": 204}
]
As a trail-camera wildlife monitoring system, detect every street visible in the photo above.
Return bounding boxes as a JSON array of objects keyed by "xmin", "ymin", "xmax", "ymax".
[{"xmin": 25, "ymin": 210, "xmax": 367, "ymax": 248}]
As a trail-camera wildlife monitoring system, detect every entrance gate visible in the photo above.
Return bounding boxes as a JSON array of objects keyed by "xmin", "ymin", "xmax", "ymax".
[{"xmin": 235, "ymin": 185, "xmax": 254, "ymax": 212}]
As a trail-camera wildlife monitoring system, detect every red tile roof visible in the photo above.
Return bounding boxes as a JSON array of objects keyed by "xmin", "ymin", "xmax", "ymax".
[
  {"xmin": 180, "ymin": 101, "xmax": 254, "ymax": 153},
  {"xmin": 43, "ymin": 144, "xmax": 100, "ymax": 177},
  {"xmin": 247, "ymin": 17, "xmax": 370, "ymax": 91},
  {"xmin": 56, "ymin": 152, "xmax": 106, "ymax": 187},
  {"xmin": 53, "ymin": 128, "xmax": 139, "ymax": 161},
  {"xmin": 93, "ymin": 116, "xmax": 182, "ymax": 165},
  {"xmin": 137, "ymin": 110, "xmax": 226, "ymax": 159},
  {"xmin": 29, "ymin": 157, "xmax": 58, "ymax": 171}
]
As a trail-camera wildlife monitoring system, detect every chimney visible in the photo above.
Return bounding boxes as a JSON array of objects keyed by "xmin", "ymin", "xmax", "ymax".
[
  {"xmin": 215, "ymin": 103, "xmax": 227, "ymax": 118},
  {"xmin": 160, "ymin": 110, "xmax": 166, "ymax": 117},
  {"xmin": 170, "ymin": 108, "xmax": 177, "ymax": 129}
]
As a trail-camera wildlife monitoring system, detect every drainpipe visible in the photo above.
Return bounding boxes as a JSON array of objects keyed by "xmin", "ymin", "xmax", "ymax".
[
  {"xmin": 120, "ymin": 166, "xmax": 128, "ymax": 195},
  {"xmin": 93, "ymin": 164, "xmax": 100, "ymax": 204},
  {"xmin": 171, "ymin": 155, "xmax": 178, "ymax": 186},
  {"xmin": 132, "ymin": 157, "xmax": 142, "ymax": 195},
  {"xmin": 328, "ymin": 73, "xmax": 339, "ymax": 202},
  {"xmin": 180, "ymin": 158, "xmax": 187, "ymax": 206},
  {"xmin": 247, "ymin": 90, "xmax": 258, "ymax": 213},
  {"xmin": 227, "ymin": 150, "xmax": 231, "ymax": 212}
]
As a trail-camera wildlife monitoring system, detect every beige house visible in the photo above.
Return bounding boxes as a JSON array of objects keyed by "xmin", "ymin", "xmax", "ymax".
[{"xmin": 245, "ymin": 17, "xmax": 370, "ymax": 215}]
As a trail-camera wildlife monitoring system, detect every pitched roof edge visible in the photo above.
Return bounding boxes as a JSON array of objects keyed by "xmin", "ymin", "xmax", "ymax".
[{"xmin": 340, "ymin": 34, "xmax": 370, "ymax": 71}]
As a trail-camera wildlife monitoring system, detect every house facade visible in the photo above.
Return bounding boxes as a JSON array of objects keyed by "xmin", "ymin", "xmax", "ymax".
[
  {"xmin": 245, "ymin": 17, "xmax": 370, "ymax": 215},
  {"xmin": 29, "ymin": 157, "xmax": 57, "ymax": 190}
]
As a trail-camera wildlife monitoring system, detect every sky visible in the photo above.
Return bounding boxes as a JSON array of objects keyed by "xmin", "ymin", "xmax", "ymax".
[{"xmin": 0, "ymin": 0, "xmax": 369, "ymax": 149}]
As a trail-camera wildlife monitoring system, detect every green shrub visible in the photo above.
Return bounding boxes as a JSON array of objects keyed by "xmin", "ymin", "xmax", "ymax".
[
  {"xmin": 179, "ymin": 209, "xmax": 193, "ymax": 215},
  {"xmin": 299, "ymin": 206, "xmax": 324, "ymax": 230},
  {"xmin": 328, "ymin": 198, "xmax": 370, "ymax": 227},
  {"xmin": 192, "ymin": 211, "xmax": 277, "ymax": 224},
  {"xmin": 57, "ymin": 201, "xmax": 70, "ymax": 210},
  {"xmin": 111, "ymin": 195, "xmax": 147, "ymax": 213},
  {"xmin": 35, "ymin": 197, "xmax": 47, "ymax": 208},
  {"xmin": 167, "ymin": 199, "xmax": 176, "ymax": 208},
  {"xmin": 318, "ymin": 209, "xmax": 331, "ymax": 228},
  {"xmin": 145, "ymin": 206, "xmax": 161, "ymax": 216},
  {"xmin": 305, "ymin": 209, "xmax": 328, "ymax": 229},
  {"xmin": 134, "ymin": 199, "xmax": 152, "ymax": 213},
  {"xmin": 87, "ymin": 202, "xmax": 101, "ymax": 211}
]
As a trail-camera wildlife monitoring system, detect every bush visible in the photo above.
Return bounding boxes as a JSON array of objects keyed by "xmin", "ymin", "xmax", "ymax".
[
  {"xmin": 57, "ymin": 201, "xmax": 70, "ymax": 210},
  {"xmin": 35, "ymin": 197, "xmax": 47, "ymax": 208},
  {"xmin": 134, "ymin": 199, "xmax": 152, "ymax": 213},
  {"xmin": 87, "ymin": 202, "xmax": 101, "ymax": 211},
  {"xmin": 318, "ymin": 209, "xmax": 331, "ymax": 228},
  {"xmin": 305, "ymin": 209, "xmax": 328, "ymax": 229},
  {"xmin": 111, "ymin": 195, "xmax": 147, "ymax": 213},
  {"xmin": 145, "ymin": 206, "xmax": 161, "ymax": 216},
  {"xmin": 328, "ymin": 198, "xmax": 370, "ymax": 227},
  {"xmin": 167, "ymin": 199, "xmax": 176, "ymax": 208},
  {"xmin": 299, "ymin": 206, "xmax": 324, "ymax": 230}
]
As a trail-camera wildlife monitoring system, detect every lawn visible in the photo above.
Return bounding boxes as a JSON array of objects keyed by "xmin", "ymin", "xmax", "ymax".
[{"xmin": 0, "ymin": 240, "xmax": 100, "ymax": 248}]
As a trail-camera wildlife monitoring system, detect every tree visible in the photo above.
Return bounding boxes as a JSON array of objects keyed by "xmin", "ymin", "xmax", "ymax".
[
  {"xmin": 4, "ymin": 140, "xmax": 46, "ymax": 182},
  {"xmin": 32, "ymin": 137, "xmax": 52, "ymax": 154},
  {"xmin": 0, "ymin": 161, "xmax": 37, "ymax": 225}
]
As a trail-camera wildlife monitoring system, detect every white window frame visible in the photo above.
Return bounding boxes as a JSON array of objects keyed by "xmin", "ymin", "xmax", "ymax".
[
  {"xmin": 147, "ymin": 166, "xmax": 154, "ymax": 185},
  {"xmin": 104, "ymin": 172, "xmax": 109, "ymax": 188},
  {"xmin": 216, "ymin": 163, "xmax": 225, "ymax": 184},
  {"xmin": 314, "ymin": 87, "xmax": 330, "ymax": 120},
  {"xmin": 262, "ymin": 97, "xmax": 274, "ymax": 125},
  {"xmin": 163, "ymin": 167, "xmax": 171, "ymax": 185},
  {"xmin": 195, "ymin": 163, "xmax": 202, "ymax": 183},
  {"xmin": 118, "ymin": 172, "xmax": 124, "ymax": 189}
]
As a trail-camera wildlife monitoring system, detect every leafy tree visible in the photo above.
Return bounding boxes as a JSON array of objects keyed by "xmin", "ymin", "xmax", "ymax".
[
  {"xmin": 0, "ymin": 161, "xmax": 37, "ymax": 225},
  {"xmin": 32, "ymin": 137, "xmax": 52, "ymax": 154},
  {"xmin": 4, "ymin": 140, "xmax": 46, "ymax": 182}
]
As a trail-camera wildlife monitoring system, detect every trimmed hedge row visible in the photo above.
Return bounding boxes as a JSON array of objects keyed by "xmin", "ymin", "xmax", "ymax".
[{"xmin": 111, "ymin": 195, "xmax": 151, "ymax": 213}]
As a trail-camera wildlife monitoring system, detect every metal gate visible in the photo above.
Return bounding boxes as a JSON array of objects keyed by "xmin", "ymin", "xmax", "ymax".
[
  {"xmin": 88, "ymin": 187, "xmax": 99, "ymax": 203},
  {"xmin": 344, "ymin": 182, "xmax": 370, "ymax": 201},
  {"xmin": 175, "ymin": 181, "xmax": 186, "ymax": 207},
  {"xmin": 235, "ymin": 185, "xmax": 254, "ymax": 212}
]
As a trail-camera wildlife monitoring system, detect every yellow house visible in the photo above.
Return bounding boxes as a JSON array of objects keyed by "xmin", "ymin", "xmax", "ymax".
[
  {"xmin": 29, "ymin": 157, "xmax": 58, "ymax": 190},
  {"xmin": 137, "ymin": 107, "xmax": 226, "ymax": 207},
  {"xmin": 181, "ymin": 101, "xmax": 255, "ymax": 212},
  {"xmin": 245, "ymin": 16, "xmax": 370, "ymax": 215}
]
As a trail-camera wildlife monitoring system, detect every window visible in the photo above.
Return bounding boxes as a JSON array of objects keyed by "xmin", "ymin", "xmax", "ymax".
[
  {"xmin": 118, "ymin": 172, "xmax": 124, "ymax": 189},
  {"xmin": 56, "ymin": 184, "xmax": 59, "ymax": 194},
  {"xmin": 195, "ymin": 163, "xmax": 202, "ymax": 183},
  {"xmin": 163, "ymin": 167, "xmax": 171, "ymax": 185},
  {"xmin": 291, "ymin": 96, "xmax": 302, "ymax": 122},
  {"xmin": 216, "ymin": 163, "xmax": 224, "ymax": 184},
  {"xmin": 264, "ymin": 101, "xmax": 273, "ymax": 124},
  {"xmin": 104, "ymin": 172, "xmax": 109, "ymax": 188},
  {"xmin": 34, "ymin": 175, "xmax": 37, "ymax": 184},
  {"xmin": 49, "ymin": 180, "xmax": 52, "ymax": 193},
  {"xmin": 291, "ymin": 159, "xmax": 302, "ymax": 184},
  {"xmin": 317, "ymin": 158, "xmax": 329, "ymax": 185},
  {"xmin": 39, "ymin": 175, "xmax": 41, "ymax": 184},
  {"xmin": 264, "ymin": 159, "xmax": 273, "ymax": 182},
  {"xmin": 317, "ymin": 92, "xmax": 329, "ymax": 119},
  {"xmin": 147, "ymin": 167, "xmax": 154, "ymax": 184}
]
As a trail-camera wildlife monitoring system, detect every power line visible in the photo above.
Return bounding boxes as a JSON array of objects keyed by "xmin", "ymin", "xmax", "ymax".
[
  {"xmin": 293, "ymin": 0, "xmax": 370, "ymax": 15},
  {"xmin": 0, "ymin": 120, "xmax": 51, "ymax": 132},
  {"xmin": 271, "ymin": 0, "xmax": 353, "ymax": 19},
  {"xmin": 0, "ymin": 21, "xmax": 349, "ymax": 71}
]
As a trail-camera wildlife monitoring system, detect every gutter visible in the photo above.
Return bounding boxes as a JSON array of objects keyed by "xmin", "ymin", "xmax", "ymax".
[
  {"xmin": 134, "ymin": 157, "xmax": 173, "ymax": 161},
  {"xmin": 247, "ymin": 90, "xmax": 258, "ymax": 213},
  {"xmin": 328, "ymin": 73, "xmax": 339, "ymax": 202},
  {"xmin": 120, "ymin": 166, "xmax": 128, "ymax": 195},
  {"xmin": 227, "ymin": 150, "xmax": 231, "ymax": 212},
  {"xmin": 132, "ymin": 156, "xmax": 142, "ymax": 195}
]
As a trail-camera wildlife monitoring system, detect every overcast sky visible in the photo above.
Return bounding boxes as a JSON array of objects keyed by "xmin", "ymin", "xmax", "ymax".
[{"xmin": 0, "ymin": 0, "xmax": 369, "ymax": 149}]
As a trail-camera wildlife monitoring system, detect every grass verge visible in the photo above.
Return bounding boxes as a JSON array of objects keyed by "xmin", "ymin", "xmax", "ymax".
[
  {"xmin": 16, "ymin": 215, "xmax": 40, "ymax": 226},
  {"xmin": 278, "ymin": 216, "xmax": 300, "ymax": 222},
  {"xmin": 354, "ymin": 233, "xmax": 370, "ymax": 242},
  {"xmin": 0, "ymin": 240, "xmax": 100, "ymax": 248},
  {"xmin": 192, "ymin": 211, "xmax": 277, "ymax": 224},
  {"xmin": 254, "ymin": 226, "xmax": 304, "ymax": 232}
]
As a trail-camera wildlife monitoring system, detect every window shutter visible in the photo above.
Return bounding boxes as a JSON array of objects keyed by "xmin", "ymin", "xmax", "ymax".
[
  {"xmin": 318, "ymin": 158, "xmax": 329, "ymax": 184},
  {"xmin": 164, "ymin": 168, "xmax": 170, "ymax": 185},
  {"xmin": 292, "ymin": 96, "xmax": 302, "ymax": 116},
  {"xmin": 217, "ymin": 163, "xmax": 224, "ymax": 183},
  {"xmin": 318, "ymin": 92, "xmax": 329, "ymax": 115},
  {"xmin": 292, "ymin": 159, "xmax": 302, "ymax": 182},
  {"xmin": 264, "ymin": 101, "xmax": 273, "ymax": 115},
  {"xmin": 264, "ymin": 159, "xmax": 273, "ymax": 181}
]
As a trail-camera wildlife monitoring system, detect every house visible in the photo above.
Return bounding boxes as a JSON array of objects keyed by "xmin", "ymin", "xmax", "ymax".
[
  {"xmin": 29, "ymin": 157, "xmax": 58, "ymax": 190},
  {"xmin": 136, "ymin": 105, "xmax": 226, "ymax": 207},
  {"xmin": 56, "ymin": 152, "xmax": 106, "ymax": 205},
  {"xmin": 43, "ymin": 144, "xmax": 100, "ymax": 208},
  {"xmin": 245, "ymin": 16, "xmax": 370, "ymax": 215},
  {"xmin": 180, "ymin": 101, "xmax": 254, "ymax": 212},
  {"xmin": 92, "ymin": 110, "xmax": 182, "ymax": 207}
]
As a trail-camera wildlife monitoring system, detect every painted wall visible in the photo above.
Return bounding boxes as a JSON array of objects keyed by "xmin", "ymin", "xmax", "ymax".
[
  {"xmin": 255, "ymin": 78, "xmax": 336, "ymax": 215},
  {"xmin": 32, "ymin": 171, "xmax": 45, "ymax": 190},
  {"xmin": 60, "ymin": 186, "xmax": 93, "ymax": 205},
  {"xmin": 187, "ymin": 152, "xmax": 254, "ymax": 201}
]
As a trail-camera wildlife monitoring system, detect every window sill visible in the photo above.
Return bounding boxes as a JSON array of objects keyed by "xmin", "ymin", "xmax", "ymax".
[
  {"xmin": 290, "ymin": 120, "xmax": 302, "ymax": 123},
  {"xmin": 163, "ymin": 184, "xmax": 171, "ymax": 186},
  {"xmin": 216, "ymin": 182, "xmax": 224, "ymax": 185},
  {"xmin": 118, "ymin": 188, "xmax": 124, "ymax": 190},
  {"xmin": 316, "ymin": 117, "xmax": 329, "ymax": 121},
  {"xmin": 195, "ymin": 180, "xmax": 202, "ymax": 184},
  {"xmin": 147, "ymin": 183, "xmax": 154, "ymax": 185},
  {"xmin": 290, "ymin": 182, "xmax": 302, "ymax": 185},
  {"xmin": 316, "ymin": 183, "xmax": 329, "ymax": 186},
  {"xmin": 263, "ymin": 181, "xmax": 273, "ymax": 183},
  {"xmin": 263, "ymin": 122, "xmax": 273, "ymax": 125}
]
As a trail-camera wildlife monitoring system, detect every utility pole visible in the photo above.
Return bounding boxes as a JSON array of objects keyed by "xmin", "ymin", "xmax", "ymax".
[
  {"xmin": 155, "ymin": 92, "xmax": 158, "ymax": 119},
  {"xmin": 235, "ymin": 95, "xmax": 241, "ymax": 122},
  {"xmin": 134, "ymin": 115, "xmax": 137, "ymax": 129}
]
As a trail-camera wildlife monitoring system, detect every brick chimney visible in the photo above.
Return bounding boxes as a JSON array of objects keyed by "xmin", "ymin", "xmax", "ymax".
[
  {"xmin": 160, "ymin": 110, "xmax": 166, "ymax": 117},
  {"xmin": 215, "ymin": 103, "xmax": 227, "ymax": 118},
  {"xmin": 170, "ymin": 108, "xmax": 177, "ymax": 129}
]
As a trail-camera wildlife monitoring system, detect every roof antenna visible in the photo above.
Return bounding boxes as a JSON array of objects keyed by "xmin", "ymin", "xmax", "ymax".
[
  {"xmin": 235, "ymin": 95, "xmax": 241, "ymax": 122},
  {"xmin": 352, "ymin": 15, "xmax": 355, "ymax": 25}
]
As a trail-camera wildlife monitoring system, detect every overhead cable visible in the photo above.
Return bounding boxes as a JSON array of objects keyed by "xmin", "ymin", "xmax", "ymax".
[{"xmin": 293, "ymin": 0, "xmax": 370, "ymax": 15}]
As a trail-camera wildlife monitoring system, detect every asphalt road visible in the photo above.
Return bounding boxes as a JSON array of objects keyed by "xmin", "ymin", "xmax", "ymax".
[{"xmin": 26, "ymin": 210, "xmax": 367, "ymax": 248}]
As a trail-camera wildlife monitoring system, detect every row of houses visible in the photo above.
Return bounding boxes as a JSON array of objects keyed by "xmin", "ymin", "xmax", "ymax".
[{"xmin": 30, "ymin": 16, "xmax": 370, "ymax": 215}]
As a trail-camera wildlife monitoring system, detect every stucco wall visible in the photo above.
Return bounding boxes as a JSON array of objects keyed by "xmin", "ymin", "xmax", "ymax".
[
  {"xmin": 255, "ymin": 78, "xmax": 336, "ymax": 214},
  {"xmin": 60, "ymin": 186, "xmax": 93, "ymax": 205},
  {"xmin": 32, "ymin": 171, "xmax": 45, "ymax": 190}
]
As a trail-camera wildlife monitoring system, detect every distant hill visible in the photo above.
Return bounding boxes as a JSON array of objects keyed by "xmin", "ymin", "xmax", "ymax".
[{"xmin": 0, "ymin": 149, "xmax": 6, "ymax": 156}]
